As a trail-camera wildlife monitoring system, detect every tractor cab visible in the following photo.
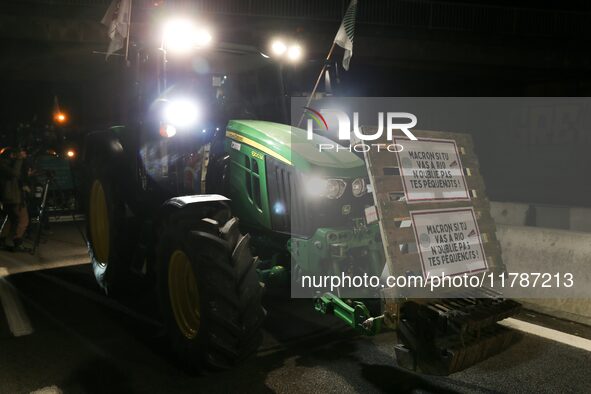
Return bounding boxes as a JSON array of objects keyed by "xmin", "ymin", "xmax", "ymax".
[
  {"xmin": 131, "ymin": 39, "xmax": 286, "ymax": 136},
  {"xmin": 116, "ymin": 23, "xmax": 288, "ymax": 203}
]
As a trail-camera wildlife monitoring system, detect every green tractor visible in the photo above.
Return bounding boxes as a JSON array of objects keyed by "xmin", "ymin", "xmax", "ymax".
[
  {"xmin": 83, "ymin": 12, "xmax": 517, "ymax": 374},
  {"xmin": 84, "ymin": 15, "xmax": 386, "ymax": 369}
]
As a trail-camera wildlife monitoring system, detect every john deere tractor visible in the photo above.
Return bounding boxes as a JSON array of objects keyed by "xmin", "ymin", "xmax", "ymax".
[{"xmin": 84, "ymin": 11, "xmax": 517, "ymax": 373}]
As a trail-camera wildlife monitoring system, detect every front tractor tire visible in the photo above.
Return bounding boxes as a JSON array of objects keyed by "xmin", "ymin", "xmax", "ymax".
[{"xmin": 157, "ymin": 208, "xmax": 265, "ymax": 370}]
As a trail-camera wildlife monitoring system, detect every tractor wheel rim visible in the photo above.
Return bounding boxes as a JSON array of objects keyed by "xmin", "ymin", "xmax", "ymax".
[
  {"xmin": 168, "ymin": 249, "xmax": 201, "ymax": 339},
  {"xmin": 89, "ymin": 180, "xmax": 110, "ymax": 265}
]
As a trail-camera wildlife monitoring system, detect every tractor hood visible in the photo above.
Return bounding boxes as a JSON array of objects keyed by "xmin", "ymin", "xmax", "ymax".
[{"xmin": 226, "ymin": 120, "xmax": 367, "ymax": 177}]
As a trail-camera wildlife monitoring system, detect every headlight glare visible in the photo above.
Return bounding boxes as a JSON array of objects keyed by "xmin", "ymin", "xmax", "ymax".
[
  {"xmin": 163, "ymin": 99, "xmax": 200, "ymax": 128},
  {"xmin": 271, "ymin": 39, "xmax": 287, "ymax": 56},
  {"xmin": 287, "ymin": 44, "xmax": 302, "ymax": 62},
  {"xmin": 159, "ymin": 123, "xmax": 177, "ymax": 138},
  {"xmin": 163, "ymin": 19, "xmax": 212, "ymax": 54},
  {"xmin": 305, "ymin": 177, "xmax": 347, "ymax": 199},
  {"xmin": 305, "ymin": 177, "xmax": 327, "ymax": 197}
]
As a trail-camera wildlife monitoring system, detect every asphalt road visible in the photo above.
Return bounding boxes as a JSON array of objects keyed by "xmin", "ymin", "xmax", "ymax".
[{"xmin": 0, "ymin": 262, "xmax": 590, "ymax": 394}]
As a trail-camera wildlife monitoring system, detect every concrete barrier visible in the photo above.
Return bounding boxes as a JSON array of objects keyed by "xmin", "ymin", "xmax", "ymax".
[
  {"xmin": 533, "ymin": 205, "xmax": 571, "ymax": 230},
  {"xmin": 491, "ymin": 201, "xmax": 591, "ymax": 233},
  {"xmin": 490, "ymin": 201, "xmax": 530, "ymax": 226},
  {"xmin": 570, "ymin": 207, "xmax": 591, "ymax": 232},
  {"xmin": 496, "ymin": 224, "xmax": 591, "ymax": 325}
]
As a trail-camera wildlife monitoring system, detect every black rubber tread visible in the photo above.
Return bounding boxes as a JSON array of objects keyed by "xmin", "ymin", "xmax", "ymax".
[
  {"xmin": 219, "ymin": 217, "xmax": 240, "ymax": 248},
  {"xmin": 85, "ymin": 169, "xmax": 134, "ymax": 295},
  {"xmin": 157, "ymin": 208, "xmax": 265, "ymax": 371}
]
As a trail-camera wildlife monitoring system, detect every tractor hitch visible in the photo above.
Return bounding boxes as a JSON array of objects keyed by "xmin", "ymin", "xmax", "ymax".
[{"xmin": 314, "ymin": 293, "xmax": 383, "ymax": 336}]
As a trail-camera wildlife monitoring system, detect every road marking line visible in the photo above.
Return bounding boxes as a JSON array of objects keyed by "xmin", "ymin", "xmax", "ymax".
[
  {"xmin": 30, "ymin": 386, "xmax": 63, "ymax": 394},
  {"xmin": 0, "ymin": 253, "xmax": 90, "ymax": 278},
  {"xmin": 500, "ymin": 317, "xmax": 591, "ymax": 352},
  {"xmin": 0, "ymin": 278, "xmax": 34, "ymax": 337}
]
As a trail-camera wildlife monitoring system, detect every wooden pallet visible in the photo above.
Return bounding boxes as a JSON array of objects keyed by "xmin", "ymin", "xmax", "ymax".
[
  {"xmin": 363, "ymin": 129, "xmax": 506, "ymax": 288},
  {"xmin": 362, "ymin": 129, "xmax": 519, "ymax": 373}
]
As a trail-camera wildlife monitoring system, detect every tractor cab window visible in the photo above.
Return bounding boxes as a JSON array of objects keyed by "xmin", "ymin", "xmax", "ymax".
[{"xmin": 221, "ymin": 64, "xmax": 285, "ymax": 123}]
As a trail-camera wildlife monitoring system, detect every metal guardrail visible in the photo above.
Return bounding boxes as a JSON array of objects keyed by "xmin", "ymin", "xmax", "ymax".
[{"xmin": 10, "ymin": 0, "xmax": 591, "ymax": 39}]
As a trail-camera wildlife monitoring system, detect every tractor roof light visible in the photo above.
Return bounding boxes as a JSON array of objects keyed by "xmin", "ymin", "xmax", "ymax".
[
  {"xmin": 163, "ymin": 19, "xmax": 212, "ymax": 54},
  {"xmin": 269, "ymin": 38, "xmax": 304, "ymax": 63},
  {"xmin": 286, "ymin": 44, "xmax": 302, "ymax": 62},
  {"xmin": 270, "ymin": 39, "xmax": 287, "ymax": 56}
]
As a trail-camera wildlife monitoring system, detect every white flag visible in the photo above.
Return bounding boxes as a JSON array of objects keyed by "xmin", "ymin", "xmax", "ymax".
[
  {"xmin": 101, "ymin": 0, "xmax": 132, "ymax": 59},
  {"xmin": 333, "ymin": 0, "xmax": 358, "ymax": 70}
]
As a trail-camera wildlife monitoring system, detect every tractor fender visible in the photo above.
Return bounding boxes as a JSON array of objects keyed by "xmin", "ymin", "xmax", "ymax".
[
  {"xmin": 82, "ymin": 129, "xmax": 127, "ymax": 193},
  {"xmin": 81, "ymin": 129, "xmax": 130, "ymax": 209},
  {"xmin": 78, "ymin": 130, "xmax": 123, "ymax": 212},
  {"xmin": 82, "ymin": 129, "xmax": 125, "ymax": 168},
  {"xmin": 160, "ymin": 194, "xmax": 232, "ymax": 222},
  {"xmin": 163, "ymin": 194, "xmax": 230, "ymax": 209}
]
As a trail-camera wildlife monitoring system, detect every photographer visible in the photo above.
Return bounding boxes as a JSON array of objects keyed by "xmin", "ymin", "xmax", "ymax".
[{"xmin": 0, "ymin": 147, "xmax": 29, "ymax": 251}]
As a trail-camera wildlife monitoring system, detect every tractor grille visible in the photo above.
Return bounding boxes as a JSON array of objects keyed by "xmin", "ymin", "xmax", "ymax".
[
  {"xmin": 265, "ymin": 156, "xmax": 372, "ymax": 237},
  {"xmin": 266, "ymin": 157, "xmax": 309, "ymax": 235}
]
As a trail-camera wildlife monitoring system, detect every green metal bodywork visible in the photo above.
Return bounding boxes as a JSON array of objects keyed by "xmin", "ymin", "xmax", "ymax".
[
  {"xmin": 287, "ymin": 224, "xmax": 383, "ymax": 276},
  {"xmin": 226, "ymin": 120, "xmax": 366, "ymax": 175},
  {"xmin": 224, "ymin": 120, "xmax": 369, "ymax": 232}
]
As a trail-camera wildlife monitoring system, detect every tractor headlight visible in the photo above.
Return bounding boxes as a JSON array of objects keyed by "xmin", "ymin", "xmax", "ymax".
[
  {"xmin": 269, "ymin": 38, "xmax": 304, "ymax": 63},
  {"xmin": 325, "ymin": 179, "xmax": 347, "ymax": 199},
  {"xmin": 305, "ymin": 177, "xmax": 347, "ymax": 199},
  {"xmin": 163, "ymin": 19, "xmax": 212, "ymax": 54},
  {"xmin": 351, "ymin": 178, "xmax": 367, "ymax": 197},
  {"xmin": 163, "ymin": 99, "xmax": 200, "ymax": 128}
]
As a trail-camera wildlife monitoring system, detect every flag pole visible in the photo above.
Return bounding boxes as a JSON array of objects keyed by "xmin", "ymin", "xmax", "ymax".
[
  {"xmin": 296, "ymin": 42, "xmax": 336, "ymax": 127},
  {"xmin": 124, "ymin": 0, "xmax": 133, "ymax": 63}
]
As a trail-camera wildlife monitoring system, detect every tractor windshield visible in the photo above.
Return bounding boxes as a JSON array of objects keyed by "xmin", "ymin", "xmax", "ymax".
[{"xmin": 164, "ymin": 44, "xmax": 287, "ymax": 125}]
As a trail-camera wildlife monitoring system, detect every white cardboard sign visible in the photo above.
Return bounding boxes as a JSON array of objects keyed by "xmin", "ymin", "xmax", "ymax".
[
  {"xmin": 410, "ymin": 208, "xmax": 487, "ymax": 279},
  {"xmin": 394, "ymin": 137, "xmax": 469, "ymax": 202},
  {"xmin": 364, "ymin": 205, "xmax": 379, "ymax": 224}
]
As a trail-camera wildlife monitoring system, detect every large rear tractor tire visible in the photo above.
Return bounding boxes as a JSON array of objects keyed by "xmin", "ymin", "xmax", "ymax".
[
  {"xmin": 157, "ymin": 207, "xmax": 265, "ymax": 371},
  {"xmin": 86, "ymin": 175, "xmax": 132, "ymax": 294}
]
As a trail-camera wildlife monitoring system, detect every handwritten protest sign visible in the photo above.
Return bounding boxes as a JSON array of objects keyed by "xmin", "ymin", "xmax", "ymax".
[
  {"xmin": 410, "ymin": 207, "xmax": 488, "ymax": 279},
  {"xmin": 394, "ymin": 137, "xmax": 469, "ymax": 202}
]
